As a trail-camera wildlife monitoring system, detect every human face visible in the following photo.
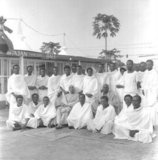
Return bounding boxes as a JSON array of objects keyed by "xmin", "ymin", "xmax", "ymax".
[
  {"xmin": 87, "ymin": 68, "xmax": 93, "ymax": 76},
  {"xmin": 132, "ymin": 96, "xmax": 141, "ymax": 109},
  {"xmin": 40, "ymin": 69, "xmax": 45, "ymax": 77},
  {"xmin": 52, "ymin": 67, "xmax": 58, "ymax": 75},
  {"xmin": 140, "ymin": 63, "xmax": 146, "ymax": 72},
  {"xmin": 64, "ymin": 68, "xmax": 71, "ymax": 76},
  {"xmin": 126, "ymin": 60, "xmax": 133, "ymax": 71},
  {"xmin": 109, "ymin": 64, "xmax": 115, "ymax": 72},
  {"xmin": 16, "ymin": 97, "xmax": 23, "ymax": 106},
  {"xmin": 124, "ymin": 96, "xmax": 132, "ymax": 107},
  {"xmin": 76, "ymin": 66, "xmax": 82, "ymax": 75},
  {"xmin": 69, "ymin": 86, "xmax": 75, "ymax": 94},
  {"xmin": 146, "ymin": 61, "xmax": 153, "ymax": 71},
  {"xmin": 43, "ymin": 97, "xmax": 49, "ymax": 106},
  {"xmin": 32, "ymin": 94, "xmax": 39, "ymax": 103},
  {"xmin": 102, "ymin": 85, "xmax": 109, "ymax": 94},
  {"xmin": 120, "ymin": 68, "xmax": 126, "ymax": 75},
  {"xmin": 27, "ymin": 66, "xmax": 33, "ymax": 75},
  {"xmin": 98, "ymin": 64, "xmax": 104, "ymax": 73},
  {"xmin": 71, "ymin": 66, "xmax": 77, "ymax": 73},
  {"xmin": 13, "ymin": 65, "xmax": 20, "ymax": 74},
  {"xmin": 100, "ymin": 98, "xmax": 108, "ymax": 107},
  {"xmin": 79, "ymin": 94, "xmax": 85, "ymax": 105}
]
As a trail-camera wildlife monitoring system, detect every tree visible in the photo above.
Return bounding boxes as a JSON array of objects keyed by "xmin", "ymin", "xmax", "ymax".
[
  {"xmin": 93, "ymin": 13, "xmax": 120, "ymax": 56},
  {"xmin": 40, "ymin": 42, "xmax": 61, "ymax": 55}
]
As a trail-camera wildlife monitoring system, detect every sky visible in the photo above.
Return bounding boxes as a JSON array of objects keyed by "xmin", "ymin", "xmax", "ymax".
[{"xmin": 0, "ymin": 0, "xmax": 158, "ymax": 60}]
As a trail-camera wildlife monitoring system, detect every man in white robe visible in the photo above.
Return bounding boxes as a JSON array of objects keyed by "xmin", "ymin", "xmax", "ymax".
[
  {"xmin": 96, "ymin": 64, "xmax": 108, "ymax": 98},
  {"xmin": 36, "ymin": 68, "xmax": 49, "ymax": 101},
  {"xmin": 82, "ymin": 67, "xmax": 99, "ymax": 103},
  {"xmin": 6, "ymin": 95, "xmax": 30, "ymax": 131},
  {"xmin": 60, "ymin": 65, "xmax": 73, "ymax": 94},
  {"xmin": 24, "ymin": 65, "xmax": 37, "ymax": 98},
  {"xmin": 142, "ymin": 60, "xmax": 158, "ymax": 107},
  {"xmin": 67, "ymin": 94, "xmax": 93, "ymax": 129},
  {"xmin": 116, "ymin": 60, "xmax": 138, "ymax": 96},
  {"xmin": 27, "ymin": 93, "xmax": 41, "ymax": 117},
  {"xmin": 6, "ymin": 65, "xmax": 30, "ymax": 107},
  {"xmin": 136, "ymin": 62, "xmax": 146, "ymax": 95},
  {"xmin": 47, "ymin": 67, "xmax": 61, "ymax": 104},
  {"xmin": 71, "ymin": 64, "xmax": 77, "ymax": 75},
  {"xmin": 27, "ymin": 96, "xmax": 56, "ymax": 128},
  {"xmin": 87, "ymin": 96, "xmax": 116, "ymax": 134},
  {"xmin": 113, "ymin": 95, "xmax": 154, "ymax": 143},
  {"xmin": 55, "ymin": 85, "xmax": 79, "ymax": 129},
  {"xmin": 72, "ymin": 65, "xmax": 85, "ymax": 93}
]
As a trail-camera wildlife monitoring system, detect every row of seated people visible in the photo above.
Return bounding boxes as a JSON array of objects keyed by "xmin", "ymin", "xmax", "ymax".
[{"xmin": 6, "ymin": 84, "xmax": 156, "ymax": 144}]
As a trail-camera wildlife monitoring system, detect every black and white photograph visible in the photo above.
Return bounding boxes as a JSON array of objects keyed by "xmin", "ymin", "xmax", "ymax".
[{"xmin": 0, "ymin": 0, "xmax": 158, "ymax": 159}]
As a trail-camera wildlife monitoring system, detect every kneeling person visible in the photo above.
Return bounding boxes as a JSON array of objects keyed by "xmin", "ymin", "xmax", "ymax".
[
  {"xmin": 67, "ymin": 94, "xmax": 92, "ymax": 129},
  {"xmin": 87, "ymin": 96, "xmax": 116, "ymax": 134},
  {"xmin": 6, "ymin": 95, "xmax": 30, "ymax": 131},
  {"xmin": 27, "ymin": 96, "xmax": 56, "ymax": 128}
]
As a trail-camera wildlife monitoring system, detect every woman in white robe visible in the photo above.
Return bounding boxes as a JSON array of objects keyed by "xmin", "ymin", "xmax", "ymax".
[
  {"xmin": 87, "ymin": 96, "xmax": 116, "ymax": 134},
  {"xmin": 27, "ymin": 96, "xmax": 56, "ymax": 128},
  {"xmin": 67, "ymin": 94, "xmax": 93, "ymax": 129}
]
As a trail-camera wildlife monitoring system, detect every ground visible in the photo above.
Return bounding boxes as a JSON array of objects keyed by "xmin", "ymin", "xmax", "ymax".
[{"xmin": 0, "ymin": 108, "xmax": 158, "ymax": 160}]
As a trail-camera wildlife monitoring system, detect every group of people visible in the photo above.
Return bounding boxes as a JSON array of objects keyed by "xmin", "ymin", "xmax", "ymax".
[{"xmin": 5, "ymin": 59, "xmax": 158, "ymax": 143}]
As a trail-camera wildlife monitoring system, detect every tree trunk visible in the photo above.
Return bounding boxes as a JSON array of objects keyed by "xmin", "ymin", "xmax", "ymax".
[{"xmin": 105, "ymin": 36, "xmax": 108, "ymax": 71}]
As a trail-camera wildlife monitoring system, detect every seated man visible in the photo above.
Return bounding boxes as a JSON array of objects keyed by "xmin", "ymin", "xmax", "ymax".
[
  {"xmin": 27, "ymin": 96, "xmax": 56, "ymax": 128},
  {"xmin": 6, "ymin": 95, "xmax": 30, "ymax": 131},
  {"xmin": 67, "ymin": 94, "xmax": 93, "ymax": 129},
  {"xmin": 87, "ymin": 96, "xmax": 116, "ymax": 134},
  {"xmin": 55, "ymin": 85, "xmax": 79, "ymax": 129},
  {"xmin": 113, "ymin": 95, "xmax": 154, "ymax": 143},
  {"xmin": 27, "ymin": 93, "xmax": 41, "ymax": 117}
]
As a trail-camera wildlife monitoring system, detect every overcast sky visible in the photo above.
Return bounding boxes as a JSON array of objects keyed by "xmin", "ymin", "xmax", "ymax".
[{"xmin": 0, "ymin": 0, "xmax": 157, "ymax": 58}]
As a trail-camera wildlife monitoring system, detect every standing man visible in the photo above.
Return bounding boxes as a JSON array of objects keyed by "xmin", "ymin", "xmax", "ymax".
[
  {"xmin": 116, "ymin": 60, "xmax": 138, "ymax": 96},
  {"xmin": 36, "ymin": 68, "xmax": 49, "ymax": 101},
  {"xmin": 6, "ymin": 64, "xmax": 30, "ymax": 106},
  {"xmin": 142, "ymin": 60, "xmax": 158, "ymax": 108},
  {"xmin": 47, "ymin": 66, "xmax": 61, "ymax": 104},
  {"xmin": 25, "ymin": 65, "xmax": 37, "ymax": 97},
  {"xmin": 72, "ymin": 65, "xmax": 85, "ymax": 93},
  {"xmin": 60, "ymin": 65, "xmax": 73, "ymax": 94}
]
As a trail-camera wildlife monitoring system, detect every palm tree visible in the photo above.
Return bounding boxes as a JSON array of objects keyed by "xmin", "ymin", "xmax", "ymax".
[
  {"xmin": 40, "ymin": 42, "xmax": 61, "ymax": 55},
  {"xmin": 93, "ymin": 13, "xmax": 120, "ymax": 55}
]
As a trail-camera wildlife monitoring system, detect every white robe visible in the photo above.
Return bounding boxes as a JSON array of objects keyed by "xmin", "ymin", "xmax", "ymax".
[
  {"xmin": 113, "ymin": 106, "xmax": 154, "ymax": 143},
  {"xmin": 24, "ymin": 74, "xmax": 37, "ymax": 95},
  {"xmin": 60, "ymin": 74, "xmax": 73, "ymax": 92},
  {"xmin": 36, "ymin": 75, "xmax": 49, "ymax": 101},
  {"xmin": 47, "ymin": 75, "xmax": 61, "ymax": 104},
  {"xmin": 67, "ymin": 102, "xmax": 93, "ymax": 129},
  {"xmin": 83, "ymin": 75, "xmax": 99, "ymax": 103},
  {"xmin": 72, "ymin": 74, "xmax": 85, "ymax": 92},
  {"xmin": 87, "ymin": 104, "xmax": 116, "ymax": 134},
  {"xmin": 6, "ymin": 74, "xmax": 30, "ymax": 105},
  {"xmin": 6, "ymin": 103, "xmax": 30, "ymax": 129},
  {"xmin": 27, "ymin": 102, "xmax": 56, "ymax": 128},
  {"xmin": 27, "ymin": 101, "xmax": 41, "ymax": 116},
  {"xmin": 142, "ymin": 69, "xmax": 158, "ymax": 107},
  {"xmin": 123, "ymin": 71, "xmax": 138, "ymax": 96},
  {"xmin": 116, "ymin": 74, "xmax": 124, "ymax": 102}
]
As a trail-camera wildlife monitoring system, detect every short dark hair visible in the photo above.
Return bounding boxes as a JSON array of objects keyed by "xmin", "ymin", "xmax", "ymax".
[
  {"xmin": 86, "ymin": 67, "xmax": 93, "ymax": 72},
  {"xmin": 27, "ymin": 65, "xmax": 33, "ymax": 69},
  {"xmin": 16, "ymin": 95, "xmax": 23, "ymax": 100},
  {"xmin": 133, "ymin": 95, "xmax": 141, "ymax": 102},
  {"xmin": 13, "ymin": 64, "xmax": 19, "ymax": 69},
  {"xmin": 124, "ymin": 94, "xmax": 132, "ymax": 100},
  {"xmin": 32, "ymin": 93, "xmax": 39, "ymax": 98},
  {"xmin": 64, "ymin": 65, "xmax": 71, "ymax": 70},
  {"xmin": 146, "ymin": 59, "xmax": 153, "ymax": 65},
  {"xmin": 100, "ymin": 96, "xmax": 108, "ymax": 102},
  {"xmin": 127, "ymin": 60, "xmax": 133, "ymax": 64}
]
